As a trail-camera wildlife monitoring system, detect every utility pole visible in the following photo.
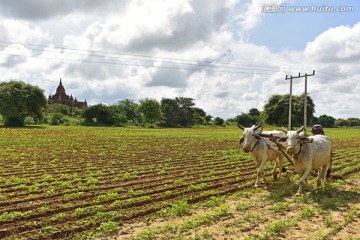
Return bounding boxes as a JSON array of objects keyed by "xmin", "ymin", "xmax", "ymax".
[
  {"xmin": 288, "ymin": 76, "xmax": 293, "ymax": 130},
  {"xmin": 285, "ymin": 70, "xmax": 315, "ymax": 135}
]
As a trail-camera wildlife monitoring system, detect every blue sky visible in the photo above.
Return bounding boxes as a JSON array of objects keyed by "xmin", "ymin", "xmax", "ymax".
[{"xmin": 248, "ymin": 0, "xmax": 360, "ymax": 51}]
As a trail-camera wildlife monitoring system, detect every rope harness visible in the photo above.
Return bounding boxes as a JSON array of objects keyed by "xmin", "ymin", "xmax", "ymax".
[
  {"xmin": 246, "ymin": 134, "xmax": 295, "ymax": 168},
  {"xmin": 292, "ymin": 142, "xmax": 302, "ymax": 161},
  {"xmin": 249, "ymin": 139, "xmax": 259, "ymax": 152}
]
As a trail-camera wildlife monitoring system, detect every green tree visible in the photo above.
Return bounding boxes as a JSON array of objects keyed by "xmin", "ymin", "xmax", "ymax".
[
  {"xmin": 263, "ymin": 95, "xmax": 288, "ymax": 126},
  {"xmin": 72, "ymin": 107, "xmax": 84, "ymax": 118},
  {"xmin": 47, "ymin": 113, "xmax": 64, "ymax": 125},
  {"xmin": 292, "ymin": 94, "xmax": 315, "ymax": 127},
  {"xmin": 137, "ymin": 98, "xmax": 162, "ymax": 127},
  {"xmin": 312, "ymin": 116, "xmax": 319, "ymax": 125},
  {"xmin": 234, "ymin": 113, "xmax": 255, "ymax": 126},
  {"xmin": 111, "ymin": 99, "xmax": 141, "ymax": 124},
  {"xmin": 248, "ymin": 108, "xmax": 260, "ymax": 117},
  {"xmin": 47, "ymin": 103, "xmax": 70, "ymax": 115},
  {"xmin": 193, "ymin": 107, "xmax": 207, "ymax": 125},
  {"xmin": 214, "ymin": 117, "xmax": 224, "ymax": 126},
  {"xmin": 0, "ymin": 80, "xmax": 47, "ymax": 126},
  {"xmin": 334, "ymin": 118, "xmax": 360, "ymax": 127},
  {"xmin": 176, "ymin": 97, "xmax": 196, "ymax": 126},
  {"xmin": 334, "ymin": 118, "xmax": 348, "ymax": 127},
  {"xmin": 161, "ymin": 97, "xmax": 198, "ymax": 127},
  {"xmin": 318, "ymin": 114, "xmax": 336, "ymax": 128},
  {"xmin": 82, "ymin": 104, "xmax": 114, "ymax": 125},
  {"xmin": 263, "ymin": 94, "xmax": 315, "ymax": 127},
  {"xmin": 230, "ymin": 108, "xmax": 261, "ymax": 127},
  {"xmin": 348, "ymin": 118, "xmax": 360, "ymax": 126},
  {"xmin": 161, "ymin": 98, "xmax": 179, "ymax": 127},
  {"xmin": 204, "ymin": 115, "xmax": 212, "ymax": 123},
  {"xmin": 112, "ymin": 113, "xmax": 128, "ymax": 127}
]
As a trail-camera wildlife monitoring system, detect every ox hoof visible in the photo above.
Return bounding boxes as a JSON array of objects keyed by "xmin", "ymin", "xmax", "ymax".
[{"xmin": 253, "ymin": 184, "xmax": 259, "ymax": 188}]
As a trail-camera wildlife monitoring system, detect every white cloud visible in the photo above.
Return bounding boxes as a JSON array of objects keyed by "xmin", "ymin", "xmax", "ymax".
[
  {"xmin": 0, "ymin": 0, "xmax": 129, "ymax": 20},
  {"xmin": 0, "ymin": 0, "xmax": 359, "ymax": 120},
  {"xmin": 305, "ymin": 22, "xmax": 360, "ymax": 63},
  {"xmin": 0, "ymin": 44, "xmax": 32, "ymax": 67},
  {"xmin": 238, "ymin": 0, "xmax": 286, "ymax": 30},
  {"xmin": 86, "ymin": 0, "xmax": 236, "ymax": 53},
  {"xmin": 146, "ymin": 67, "xmax": 188, "ymax": 88},
  {"xmin": 0, "ymin": 19, "xmax": 51, "ymax": 44}
]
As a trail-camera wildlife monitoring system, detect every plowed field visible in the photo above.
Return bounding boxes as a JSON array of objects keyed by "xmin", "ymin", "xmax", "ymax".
[{"xmin": 0, "ymin": 126, "xmax": 359, "ymax": 239}]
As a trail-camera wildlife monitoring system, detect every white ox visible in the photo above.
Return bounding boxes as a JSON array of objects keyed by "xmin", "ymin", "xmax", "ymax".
[
  {"xmin": 278, "ymin": 127, "xmax": 332, "ymax": 195},
  {"xmin": 237, "ymin": 124, "xmax": 285, "ymax": 187}
]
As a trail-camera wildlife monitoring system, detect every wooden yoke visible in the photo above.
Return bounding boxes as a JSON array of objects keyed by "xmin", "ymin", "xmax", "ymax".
[
  {"xmin": 259, "ymin": 133, "xmax": 283, "ymax": 140},
  {"xmin": 268, "ymin": 138, "xmax": 294, "ymax": 167},
  {"xmin": 259, "ymin": 133, "xmax": 294, "ymax": 167}
]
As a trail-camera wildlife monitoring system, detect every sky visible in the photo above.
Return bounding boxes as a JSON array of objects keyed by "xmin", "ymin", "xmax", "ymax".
[{"xmin": 0, "ymin": 0, "xmax": 359, "ymax": 120}]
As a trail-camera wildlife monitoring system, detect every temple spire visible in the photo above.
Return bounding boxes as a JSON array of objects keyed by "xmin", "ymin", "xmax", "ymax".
[{"xmin": 56, "ymin": 78, "xmax": 65, "ymax": 95}]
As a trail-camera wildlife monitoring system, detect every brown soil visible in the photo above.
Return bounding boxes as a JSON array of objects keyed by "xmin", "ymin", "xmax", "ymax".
[{"xmin": 102, "ymin": 174, "xmax": 360, "ymax": 240}]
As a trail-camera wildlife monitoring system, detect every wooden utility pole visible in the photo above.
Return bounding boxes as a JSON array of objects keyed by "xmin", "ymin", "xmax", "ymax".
[
  {"xmin": 304, "ymin": 73, "xmax": 308, "ymax": 135},
  {"xmin": 288, "ymin": 76, "xmax": 293, "ymax": 130},
  {"xmin": 285, "ymin": 70, "xmax": 315, "ymax": 135}
]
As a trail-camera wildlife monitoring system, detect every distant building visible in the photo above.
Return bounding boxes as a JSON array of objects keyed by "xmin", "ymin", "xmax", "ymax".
[{"xmin": 48, "ymin": 79, "xmax": 87, "ymax": 112}]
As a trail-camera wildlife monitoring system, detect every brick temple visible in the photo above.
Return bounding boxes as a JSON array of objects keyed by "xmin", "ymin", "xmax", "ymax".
[{"xmin": 48, "ymin": 79, "xmax": 87, "ymax": 112}]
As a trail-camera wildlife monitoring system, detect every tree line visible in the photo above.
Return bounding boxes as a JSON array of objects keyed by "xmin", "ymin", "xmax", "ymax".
[
  {"xmin": 230, "ymin": 94, "xmax": 360, "ymax": 128},
  {"xmin": 77, "ymin": 97, "xmax": 214, "ymax": 127},
  {"xmin": 0, "ymin": 80, "xmax": 359, "ymax": 127}
]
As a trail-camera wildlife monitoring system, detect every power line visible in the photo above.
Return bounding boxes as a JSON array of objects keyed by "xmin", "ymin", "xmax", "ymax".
[
  {"xmin": 0, "ymin": 40, "xmax": 357, "ymax": 89},
  {"xmin": 313, "ymin": 76, "xmax": 354, "ymax": 91},
  {"xmin": 281, "ymin": 71, "xmax": 355, "ymax": 90},
  {"xmin": 0, "ymin": 40, "xmax": 280, "ymax": 69},
  {"xmin": 0, "ymin": 40, "xmax": 326, "ymax": 74},
  {"xmin": 0, "ymin": 52, "xmax": 356, "ymax": 92},
  {"xmin": 0, "ymin": 52, "xmax": 282, "ymax": 76},
  {"xmin": 0, "ymin": 45, "xmax": 279, "ymax": 73},
  {"xmin": 317, "ymin": 70, "xmax": 348, "ymax": 79}
]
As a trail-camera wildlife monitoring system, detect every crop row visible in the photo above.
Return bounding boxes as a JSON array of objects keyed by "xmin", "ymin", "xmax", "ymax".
[{"xmin": 0, "ymin": 127, "xmax": 359, "ymax": 239}]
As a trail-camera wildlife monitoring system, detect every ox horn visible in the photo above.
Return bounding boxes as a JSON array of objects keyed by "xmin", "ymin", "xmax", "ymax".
[
  {"xmin": 281, "ymin": 127, "xmax": 288, "ymax": 134},
  {"xmin": 297, "ymin": 126, "xmax": 304, "ymax": 134},
  {"xmin": 254, "ymin": 124, "xmax": 262, "ymax": 130},
  {"xmin": 237, "ymin": 124, "xmax": 245, "ymax": 130}
]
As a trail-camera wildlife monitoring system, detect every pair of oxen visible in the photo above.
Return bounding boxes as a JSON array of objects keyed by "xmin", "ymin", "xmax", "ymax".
[{"xmin": 237, "ymin": 124, "xmax": 332, "ymax": 195}]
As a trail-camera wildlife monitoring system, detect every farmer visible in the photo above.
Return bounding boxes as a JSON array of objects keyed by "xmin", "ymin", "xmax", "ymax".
[{"xmin": 311, "ymin": 124, "xmax": 325, "ymax": 135}]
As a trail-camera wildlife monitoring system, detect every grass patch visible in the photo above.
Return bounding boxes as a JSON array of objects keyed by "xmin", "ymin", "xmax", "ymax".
[
  {"xmin": 257, "ymin": 217, "xmax": 298, "ymax": 240},
  {"xmin": 160, "ymin": 200, "xmax": 191, "ymax": 217},
  {"xmin": 270, "ymin": 202, "xmax": 290, "ymax": 212},
  {"xmin": 235, "ymin": 200, "xmax": 254, "ymax": 211},
  {"xmin": 344, "ymin": 206, "xmax": 357, "ymax": 224},
  {"xmin": 300, "ymin": 206, "xmax": 315, "ymax": 219},
  {"xmin": 136, "ymin": 227, "xmax": 157, "ymax": 240},
  {"xmin": 203, "ymin": 196, "xmax": 225, "ymax": 208},
  {"xmin": 179, "ymin": 204, "xmax": 231, "ymax": 232},
  {"xmin": 96, "ymin": 221, "xmax": 120, "ymax": 236}
]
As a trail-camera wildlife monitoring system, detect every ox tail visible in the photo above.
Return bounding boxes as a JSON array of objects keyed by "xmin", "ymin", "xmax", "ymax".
[{"xmin": 326, "ymin": 149, "xmax": 333, "ymax": 178}]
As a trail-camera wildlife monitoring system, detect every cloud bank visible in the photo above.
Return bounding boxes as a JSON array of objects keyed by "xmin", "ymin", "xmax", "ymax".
[{"xmin": 0, "ymin": 0, "xmax": 359, "ymax": 119}]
